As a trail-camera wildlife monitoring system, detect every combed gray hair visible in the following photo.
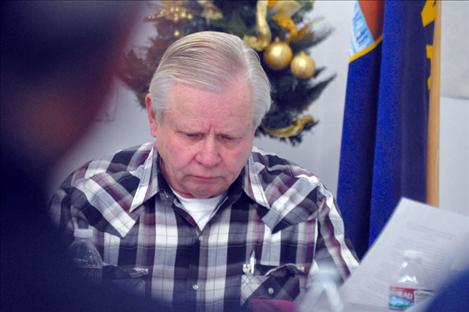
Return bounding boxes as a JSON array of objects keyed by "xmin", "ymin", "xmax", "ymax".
[{"xmin": 148, "ymin": 31, "xmax": 271, "ymax": 127}]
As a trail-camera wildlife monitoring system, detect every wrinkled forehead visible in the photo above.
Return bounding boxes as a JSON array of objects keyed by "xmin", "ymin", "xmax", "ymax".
[{"xmin": 163, "ymin": 80, "xmax": 254, "ymax": 128}]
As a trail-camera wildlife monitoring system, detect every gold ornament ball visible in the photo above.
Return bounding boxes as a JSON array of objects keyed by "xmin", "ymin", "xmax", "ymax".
[
  {"xmin": 263, "ymin": 40, "xmax": 293, "ymax": 70},
  {"xmin": 290, "ymin": 52, "xmax": 316, "ymax": 79}
]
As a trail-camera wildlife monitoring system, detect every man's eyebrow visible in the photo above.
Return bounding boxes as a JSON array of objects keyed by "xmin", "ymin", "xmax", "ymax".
[{"xmin": 175, "ymin": 125, "xmax": 201, "ymax": 132}]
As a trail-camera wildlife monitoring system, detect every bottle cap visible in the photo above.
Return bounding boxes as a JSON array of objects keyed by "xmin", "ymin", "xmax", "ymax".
[{"xmin": 73, "ymin": 228, "xmax": 93, "ymax": 239}]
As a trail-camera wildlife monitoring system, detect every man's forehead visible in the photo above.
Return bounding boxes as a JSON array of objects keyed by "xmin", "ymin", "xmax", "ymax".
[
  {"xmin": 167, "ymin": 81, "xmax": 252, "ymax": 111},
  {"xmin": 163, "ymin": 82, "xmax": 254, "ymax": 133}
]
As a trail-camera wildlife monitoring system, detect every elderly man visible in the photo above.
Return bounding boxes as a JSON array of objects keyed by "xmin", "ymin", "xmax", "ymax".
[{"xmin": 51, "ymin": 31, "xmax": 358, "ymax": 311}]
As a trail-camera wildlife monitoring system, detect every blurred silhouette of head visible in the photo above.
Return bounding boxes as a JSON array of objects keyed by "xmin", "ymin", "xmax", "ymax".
[{"xmin": 1, "ymin": 2, "xmax": 138, "ymax": 175}]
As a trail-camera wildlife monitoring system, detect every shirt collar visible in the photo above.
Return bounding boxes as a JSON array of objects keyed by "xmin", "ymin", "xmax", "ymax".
[{"xmin": 128, "ymin": 145, "xmax": 160, "ymax": 212}]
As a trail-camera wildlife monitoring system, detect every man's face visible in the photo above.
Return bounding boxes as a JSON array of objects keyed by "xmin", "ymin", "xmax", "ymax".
[{"xmin": 146, "ymin": 80, "xmax": 255, "ymax": 199}]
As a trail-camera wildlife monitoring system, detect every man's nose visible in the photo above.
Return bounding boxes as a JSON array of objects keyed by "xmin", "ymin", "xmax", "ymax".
[{"xmin": 195, "ymin": 136, "xmax": 221, "ymax": 167}]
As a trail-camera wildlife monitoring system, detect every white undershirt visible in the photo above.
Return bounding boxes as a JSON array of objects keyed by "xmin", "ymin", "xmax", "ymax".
[{"xmin": 171, "ymin": 189, "xmax": 224, "ymax": 230}]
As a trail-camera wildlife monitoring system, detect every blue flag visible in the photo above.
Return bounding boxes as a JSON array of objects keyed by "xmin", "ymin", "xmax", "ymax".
[{"xmin": 338, "ymin": 0, "xmax": 436, "ymax": 258}]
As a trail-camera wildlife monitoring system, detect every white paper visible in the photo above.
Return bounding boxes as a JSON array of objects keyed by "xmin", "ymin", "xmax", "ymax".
[{"xmin": 340, "ymin": 197, "xmax": 469, "ymax": 308}]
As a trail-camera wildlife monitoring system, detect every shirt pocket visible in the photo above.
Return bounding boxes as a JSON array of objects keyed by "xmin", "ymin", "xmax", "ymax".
[{"xmin": 240, "ymin": 263, "xmax": 306, "ymax": 307}]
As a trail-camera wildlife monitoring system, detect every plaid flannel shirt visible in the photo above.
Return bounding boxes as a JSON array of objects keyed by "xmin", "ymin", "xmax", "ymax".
[{"xmin": 50, "ymin": 142, "xmax": 358, "ymax": 312}]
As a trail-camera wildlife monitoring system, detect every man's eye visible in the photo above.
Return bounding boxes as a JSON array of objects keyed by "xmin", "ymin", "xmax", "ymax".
[
  {"xmin": 184, "ymin": 133, "xmax": 202, "ymax": 140},
  {"xmin": 220, "ymin": 135, "xmax": 235, "ymax": 142}
]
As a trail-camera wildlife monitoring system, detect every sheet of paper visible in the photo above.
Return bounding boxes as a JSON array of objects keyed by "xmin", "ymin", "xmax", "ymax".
[{"xmin": 340, "ymin": 197, "xmax": 469, "ymax": 308}]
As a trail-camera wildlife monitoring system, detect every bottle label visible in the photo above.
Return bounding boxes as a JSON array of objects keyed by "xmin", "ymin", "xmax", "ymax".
[
  {"xmin": 414, "ymin": 289, "xmax": 433, "ymax": 303},
  {"xmin": 389, "ymin": 286, "xmax": 433, "ymax": 310},
  {"xmin": 389, "ymin": 286, "xmax": 415, "ymax": 310}
]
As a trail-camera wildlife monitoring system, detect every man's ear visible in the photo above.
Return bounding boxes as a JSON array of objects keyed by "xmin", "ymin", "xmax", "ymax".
[{"xmin": 145, "ymin": 94, "xmax": 158, "ymax": 137}]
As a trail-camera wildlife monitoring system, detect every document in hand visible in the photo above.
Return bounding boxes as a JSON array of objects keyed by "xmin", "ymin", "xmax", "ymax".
[{"xmin": 340, "ymin": 198, "xmax": 469, "ymax": 309}]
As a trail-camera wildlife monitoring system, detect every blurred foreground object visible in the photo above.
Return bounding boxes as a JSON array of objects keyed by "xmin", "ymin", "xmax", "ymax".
[{"xmin": 1, "ymin": 2, "xmax": 171, "ymax": 311}]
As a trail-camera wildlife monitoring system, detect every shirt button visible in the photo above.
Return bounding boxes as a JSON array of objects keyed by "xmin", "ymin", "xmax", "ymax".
[
  {"xmin": 192, "ymin": 284, "xmax": 199, "ymax": 291},
  {"xmin": 267, "ymin": 287, "xmax": 275, "ymax": 295}
]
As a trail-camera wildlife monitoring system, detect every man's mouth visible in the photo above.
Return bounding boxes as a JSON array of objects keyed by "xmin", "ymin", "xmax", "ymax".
[{"xmin": 191, "ymin": 175, "xmax": 219, "ymax": 181}]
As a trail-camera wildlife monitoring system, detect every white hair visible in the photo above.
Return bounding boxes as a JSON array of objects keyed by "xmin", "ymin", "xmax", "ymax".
[{"xmin": 148, "ymin": 31, "xmax": 271, "ymax": 127}]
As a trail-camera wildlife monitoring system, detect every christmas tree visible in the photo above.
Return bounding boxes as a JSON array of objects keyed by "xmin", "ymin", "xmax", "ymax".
[{"xmin": 119, "ymin": 0, "xmax": 334, "ymax": 145}]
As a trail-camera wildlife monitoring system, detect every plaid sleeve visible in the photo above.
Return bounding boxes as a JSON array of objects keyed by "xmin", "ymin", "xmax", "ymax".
[
  {"xmin": 49, "ymin": 159, "xmax": 112, "ymax": 244},
  {"xmin": 49, "ymin": 173, "xmax": 89, "ymax": 245},
  {"xmin": 310, "ymin": 184, "xmax": 359, "ymax": 283}
]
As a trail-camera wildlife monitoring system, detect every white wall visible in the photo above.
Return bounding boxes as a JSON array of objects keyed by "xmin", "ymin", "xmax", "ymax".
[
  {"xmin": 49, "ymin": 2, "xmax": 469, "ymax": 216},
  {"xmin": 440, "ymin": 97, "xmax": 469, "ymax": 215},
  {"xmin": 441, "ymin": 1, "xmax": 469, "ymax": 99},
  {"xmin": 439, "ymin": 1, "xmax": 469, "ymax": 214}
]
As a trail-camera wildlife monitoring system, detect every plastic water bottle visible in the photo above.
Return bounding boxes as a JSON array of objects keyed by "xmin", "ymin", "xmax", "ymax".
[
  {"xmin": 68, "ymin": 228, "xmax": 103, "ymax": 284},
  {"xmin": 389, "ymin": 250, "xmax": 433, "ymax": 310}
]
